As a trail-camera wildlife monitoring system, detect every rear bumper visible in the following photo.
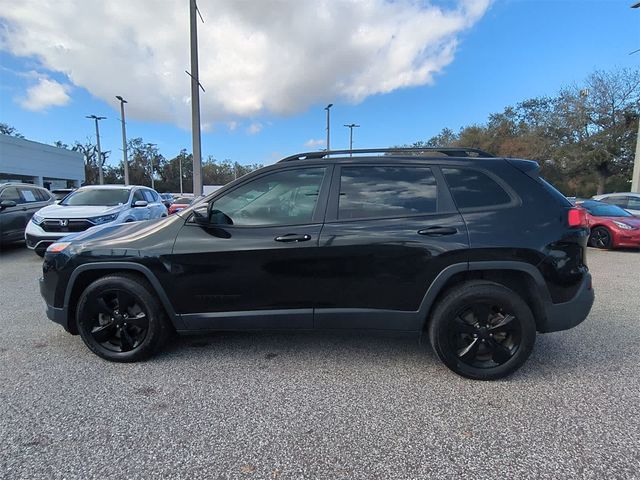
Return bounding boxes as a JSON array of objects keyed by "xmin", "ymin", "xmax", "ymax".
[{"xmin": 538, "ymin": 272, "xmax": 594, "ymax": 333}]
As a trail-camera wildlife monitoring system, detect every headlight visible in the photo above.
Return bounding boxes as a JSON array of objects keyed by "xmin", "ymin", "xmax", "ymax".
[
  {"xmin": 613, "ymin": 220, "xmax": 635, "ymax": 230},
  {"xmin": 89, "ymin": 213, "xmax": 119, "ymax": 225},
  {"xmin": 31, "ymin": 213, "xmax": 44, "ymax": 225},
  {"xmin": 47, "ymin": 242, "xmax": 71, "ymax": 253}
]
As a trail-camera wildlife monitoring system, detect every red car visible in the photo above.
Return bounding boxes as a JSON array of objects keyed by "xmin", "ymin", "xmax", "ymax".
[
  {"xmin": 578, "ymin": 200, "xmax": 640, "ymax": 249},
  {"xmin": 168, "ymin": 196, "xmax": 193, "ymax": 215}
]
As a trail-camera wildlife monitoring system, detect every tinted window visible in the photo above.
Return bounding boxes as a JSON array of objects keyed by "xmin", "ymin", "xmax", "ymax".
[
  {"xmin": 580, "ymin": 201, "xmax": 632, "ymax": 218},
  {"xmin": 142, "ymin": 190, "xmax": 156, "ymax": 203},
  {"xmin": 443, "ymin": 168, "xmax": 511, "ymax": 209},
  {"xmin": 132, "ymin": 190, "xmax": 146, "ymax": 203},
  {"xmin": 0, "ymin": 187, "xmax": 22, "ymax": 203},
  {"xmin": 18, "ymin": 187, "xmax": 39, "ymax": 203},
  {"xmin": 338, "ymin": 166, "xmax": 438, "ymax": 219},
  {"xmin": 628, "ymin": 197, "xmax": 640, "ymax": 210},
  {"xmin": 34, "ymin": 188, "xmax": 49, "ymax": 202},
  {"xmin": 601, "ymin": 196, "xmax": 628, "ymax": 208},
  {"xmin": 62, "ymin": 188, "xmax": 131, "ymax": 206},
  {"xmin": 213, "ymin": 168, "xmax": 325, "ymax": 226}
]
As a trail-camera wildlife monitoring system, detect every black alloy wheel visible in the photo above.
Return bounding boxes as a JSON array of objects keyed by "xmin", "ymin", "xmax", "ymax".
[
  {"xmin": 448, "ymin": 303, "xmax": 521, "ymax": 369},
  {"xmin": 89, "ymin": 289, "xmax": 149, "ymax": 352},
  {"xmin": 76, "ymin": 274, "xmax": 170, "ymax": 362},
  {"xmin": 588, "ymin": 226, "xmax": 612, "ymax": 249},
  {"xmin": 429, "ymin": 281, "xmax": 536, "ymax": 380}
]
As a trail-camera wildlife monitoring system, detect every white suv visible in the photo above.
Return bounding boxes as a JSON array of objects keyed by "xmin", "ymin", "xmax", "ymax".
[{"xmin": 25, "ymin": 185, "xmax": 168, "ymax": 256}]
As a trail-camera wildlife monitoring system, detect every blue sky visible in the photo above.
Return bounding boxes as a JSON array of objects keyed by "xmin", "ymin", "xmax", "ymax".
[{"xmin": 1, "ymin": 0, "xmax": 638, "ymax": 168}]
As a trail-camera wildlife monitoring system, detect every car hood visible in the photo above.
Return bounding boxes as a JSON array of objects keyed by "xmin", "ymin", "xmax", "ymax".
[
  {"xmin": 59, "ymin": 215, "xmax": 185, "ymax": 258},
  {"xmin": 600, "ymin": 216, "xmax": 640, "ymax": 228},
  {"xmin": 37, "ymin": 203, "xmax": 123, "ymax": 219}
]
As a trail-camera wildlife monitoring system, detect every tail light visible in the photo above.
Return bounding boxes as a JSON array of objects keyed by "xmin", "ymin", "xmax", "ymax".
[{"xmin": 568, "ymin": 208, "xmax": 587, "ymax": 227}]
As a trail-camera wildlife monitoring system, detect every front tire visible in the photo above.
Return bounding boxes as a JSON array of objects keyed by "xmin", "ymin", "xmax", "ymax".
[
  {"xmin": 76, "ymin": 274, "xmax": 170, "ymax": 362},
  {"xmin": 428, "ymin": 281, "xmax": 536, "ymax": 380},
  {"xmin": 588, "ymin": 226, "xmax": 612, "ymax": 249}
]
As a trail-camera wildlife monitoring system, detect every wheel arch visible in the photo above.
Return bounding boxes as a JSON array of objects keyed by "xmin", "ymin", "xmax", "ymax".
[
  {"xmin": 64, "ymin": 262, "xmax": 184, "ymax": 334},
  {"xmin": 419, "ymin": 261, "xmax": 552, "ymax": 332}
]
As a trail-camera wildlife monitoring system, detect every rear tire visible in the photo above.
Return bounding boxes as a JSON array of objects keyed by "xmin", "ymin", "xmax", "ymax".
[
  {"xmin": 76, "ymin": 273, "xmax": 170, "ymax": 362},
  {"xmin": 588, "ymin": 226, "xmax": 612, "ymax": 249},
  {"xmin": 428, "ymin": 281, "xmax": 536, "ymax": 380}
]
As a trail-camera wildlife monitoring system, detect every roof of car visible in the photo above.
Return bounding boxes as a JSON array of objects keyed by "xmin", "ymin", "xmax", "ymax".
[
  {"xmin": 594, "ymin": 192, "xmax": 640, "ymax": 197},
  {"xmin": 278, "ymin": 147, "xmax": 496, "ymax": 163},
  {"xmin": 76, "ymin": 184, "xmax": 147, "ymax": 190},
  {"xmin": 0, "ymin": 182, "xmax": 48, "ymax": 189}
]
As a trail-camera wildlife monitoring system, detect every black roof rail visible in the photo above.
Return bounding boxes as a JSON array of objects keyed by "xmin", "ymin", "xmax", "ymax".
[{"xmin": 278, "ymin": 147, "xmax": 495, "ymax": 162}]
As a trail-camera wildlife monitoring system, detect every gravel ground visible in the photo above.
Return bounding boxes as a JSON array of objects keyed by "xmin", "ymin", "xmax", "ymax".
[{"xmin": 0, "ymin": 243, "xmax": 639, "ymax": 479}]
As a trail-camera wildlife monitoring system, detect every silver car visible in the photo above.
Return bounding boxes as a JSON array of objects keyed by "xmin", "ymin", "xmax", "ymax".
[
  {"xmin": 25, "ymin": 185, "xmax": 168, "ymax": 256},
  {"xmin": 592, "ymin": 192, "xmax": 640, "ymax": 216}
]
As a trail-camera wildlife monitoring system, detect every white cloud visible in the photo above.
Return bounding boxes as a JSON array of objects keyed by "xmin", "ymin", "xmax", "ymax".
[
  {"xmin": 18, "ymin": 75, "xmax": 71, "ymax": 111},
  {"xmin": 247, "ymin": 122, "xmax": 263, "ymax": 135},
  {"xmin": 0, "ymin": 0, "xmax": 491, "ymax": 126},
  {"xmin": 304, "ymin": 138, "xmax": 326, "ymax": 148}
]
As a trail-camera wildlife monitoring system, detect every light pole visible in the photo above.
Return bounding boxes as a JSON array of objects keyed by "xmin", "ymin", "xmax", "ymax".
[
  {"xmin": 344, "ymin": 123, "xmax": 360, "ymax": 156},
  {"xmin": 189, "ymin": 0, "xmax": 204, "ymax": 196},
  {"xmin": 146, "ymin": 143, "xmax": 157, "ymax": 190},
  {"xmin": 325, "ymin": 103, "xmax": 333, "ymax": 151},
  {"xmin": 116, "ymin": 96, "xmax": 129, "ymax": 185},
  {"xmin": 632, "ymin": 2, "xmax": 640, "ymax": 191},
  {"xmin": 179, "ymin": 155, "xmax": 184, "ymax": 194},
  {"xmin": 86, "ymin": 115, "xmax": 106, "ymax": 184}
]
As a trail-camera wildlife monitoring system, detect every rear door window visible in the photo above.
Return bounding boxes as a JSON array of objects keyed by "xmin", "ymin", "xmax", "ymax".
[
  {"xmin": 18, "ymin": 187, "xmax": 38, "ymax": 203},
  {"xmin": 338, "ymin": 166, "xmax": 438, "ymax": 220},
  {"xmin": 442, "ymin": 168, "xmax": 512, "ymax": 210}
]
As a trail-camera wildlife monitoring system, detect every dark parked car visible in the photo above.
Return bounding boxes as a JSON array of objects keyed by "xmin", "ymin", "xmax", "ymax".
[
  {"xmin": 40, "ymin": 148, "xmax": 594, "ymax": 380},
  {"xmin": 159, "ymin": 193, "xmax": 174, "ymax": 209},
  {"xmin": 0, "ymin": 183, "xmax": 54, "ymax": 246}
]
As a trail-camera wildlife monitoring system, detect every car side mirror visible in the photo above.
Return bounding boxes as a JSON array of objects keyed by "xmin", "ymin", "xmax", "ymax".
[
  {"xmin": 209, "ymin": 209, "xmax": 233, "ymax": 225},
  {"xmin": 133, "ymin": 200, "xmax": 148, "ymax": 208},
  {"xmin": 0, "ymin": 200, "xmax": 17, "ymax": 210}
]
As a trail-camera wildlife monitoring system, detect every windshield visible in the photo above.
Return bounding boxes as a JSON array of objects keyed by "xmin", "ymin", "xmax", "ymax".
[
  {"xmin": 581, "ymin": 201, "xmax": 632, "ymax": 218},
  {"xmin": 61, "ymin": 188, "xmax": 130, "ymax": 206},
  {"xmin": 175, "ymin": 197, "xmax": 193, "ymax": 204}
]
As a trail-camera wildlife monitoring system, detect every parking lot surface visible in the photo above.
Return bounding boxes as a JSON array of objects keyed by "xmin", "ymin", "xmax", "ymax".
[{"xmin": 0, "ymin": 244, "xmax": 639, "ymax": 479}]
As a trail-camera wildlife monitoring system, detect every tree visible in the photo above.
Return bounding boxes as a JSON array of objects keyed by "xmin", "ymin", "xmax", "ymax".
[
  {"xmin": 405, "ymin": 67, "xmax": 640, "ymax": 196},
  {"xmin": 0, "ymin": 123, "xmax": 25, "ymax": 138}
]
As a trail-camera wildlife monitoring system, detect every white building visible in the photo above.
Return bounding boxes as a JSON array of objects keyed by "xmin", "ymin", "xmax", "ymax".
[{"xmin": 0, "ymin": 135, "xmax": 85, "ymax": 189}]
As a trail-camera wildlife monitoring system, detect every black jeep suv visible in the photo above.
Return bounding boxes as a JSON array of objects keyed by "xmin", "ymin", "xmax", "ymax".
[{"xmin": 39, "ymin": 148, "xmax": 594, "ymax": 380}]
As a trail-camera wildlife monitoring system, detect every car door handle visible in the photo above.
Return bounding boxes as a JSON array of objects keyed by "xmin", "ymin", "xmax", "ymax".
[
  {"xmin": 274, "ymin": 234, "xmax": 312, "ymax": 243},
  {"xmin": 417, "ymin": 226, "xmax": 458, "ymax": 236}
]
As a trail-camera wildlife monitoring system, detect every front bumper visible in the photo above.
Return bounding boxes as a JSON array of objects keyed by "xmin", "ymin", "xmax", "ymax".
[
  {"xmin": 613, "ymin": 229, "xmax": 640, "ymax": 248},
  {"xmin": 538, "ymin": 272, "xmax": 594, "ymax": 333},
  {"xmin": 40, "ymin": 276, "xmax": 73, "ymax": 332},
  {"xmin": 25, "ymin": 222, "xmax": 66, "ymax": 250}
]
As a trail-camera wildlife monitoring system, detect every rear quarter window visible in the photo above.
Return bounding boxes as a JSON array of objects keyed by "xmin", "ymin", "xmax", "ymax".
[{"xmin": 442, "ymin": 168, "xmax": 512, "ymax": 210}]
